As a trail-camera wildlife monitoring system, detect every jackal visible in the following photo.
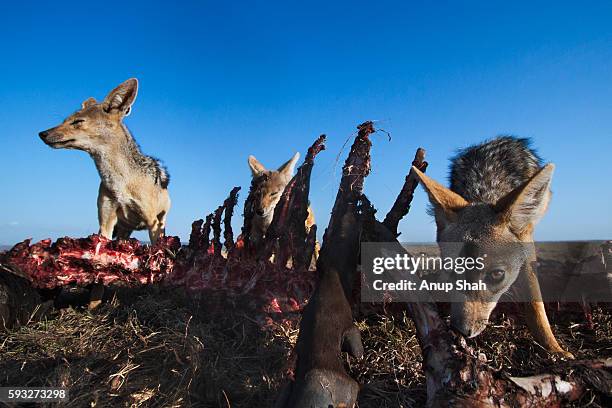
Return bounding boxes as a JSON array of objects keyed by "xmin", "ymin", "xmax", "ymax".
[
  {"xmin": 39, "ymin": 78, "xmax": 170, "ymax": 244},
  {"xmin": 247, "ymin": 153, "xmax": 316, "ymax": 245},
  {"xmin": 413, "ymin": 136, "xmax": 572, "ymax": 357}
]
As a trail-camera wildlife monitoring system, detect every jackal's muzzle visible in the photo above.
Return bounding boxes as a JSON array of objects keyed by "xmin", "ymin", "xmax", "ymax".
[{"xmin": 39, "ymin": 128, "xmax": 74, "ymax": 148}]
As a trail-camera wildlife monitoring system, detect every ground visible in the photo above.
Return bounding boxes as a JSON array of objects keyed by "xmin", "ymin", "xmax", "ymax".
[{"xmin": 0, "ymin": 287, "xmax": 610, "ymax": 407}]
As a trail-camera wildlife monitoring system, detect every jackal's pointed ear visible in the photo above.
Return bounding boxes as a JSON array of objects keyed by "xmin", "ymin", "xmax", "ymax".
[
  {"xmin": 278, "ymin": 152, "xmax": 300, "ymax": 178},
  {"xmin": 102, "ymin": 78, "xmax": 138, "ymax": 117},
  {"xmin": 81, "ymin": 97, "xmax": 97, "ymax": 109},
  {"xmin": 412, "ymin": 166, "xmax": 469, "ymax": 222},
  {"xmin": 248, "ymin": 155, "xmax": 266, "ymax": 177},
  {"xmin": 496, "ymin": 163, "xmax": 554, "ymax": 235}
]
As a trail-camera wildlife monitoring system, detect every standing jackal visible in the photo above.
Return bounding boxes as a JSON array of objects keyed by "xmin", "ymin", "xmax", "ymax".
[
  {"xmin": 39, "ymin": 79, "xmax": 171, "ymax": 244},
  {"xmin": 247, "ymin": 153, "xmax": 316, "ymax": 245},
  {"xmin": 413, "ymin": 136, "xmax": 572, "ymax": 357}
]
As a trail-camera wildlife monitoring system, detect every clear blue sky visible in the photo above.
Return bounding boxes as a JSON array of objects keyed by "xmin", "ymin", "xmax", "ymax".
[{"xmin": 1, "ymin": 1, "xmax": 611, "ymax": 244}]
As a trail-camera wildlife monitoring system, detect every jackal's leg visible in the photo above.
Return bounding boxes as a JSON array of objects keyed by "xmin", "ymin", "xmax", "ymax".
[
  {"xmin": 519, "ymin": 262, "xmax": 574, "ymax": 358},
  {"xmin": 88, "ymin": 283, "xmax": 105, "ymax": 310},
  {"xmin": 97, "ymin": 183, "xmax": 118, "ymax": 239},
  {"xmin": 112, "ymin": 224, "xmax": 133, "ymax": 240},
  {"xmin": 90, "ymin": 184, "xmax": 118, "ymax": 310}
]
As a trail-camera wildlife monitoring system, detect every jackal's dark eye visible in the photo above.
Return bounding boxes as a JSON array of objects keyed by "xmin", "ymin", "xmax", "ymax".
[
  {"xmin": 270, "ymin": 191, "xmax": 280, "ymax": 196},
  {"xmin": 486, "ymin": 268, "xmax": 505, "ymax": 283},
  {"xmin": 70, "ymin": 119, "xmax": 84, "ymax": 126}
]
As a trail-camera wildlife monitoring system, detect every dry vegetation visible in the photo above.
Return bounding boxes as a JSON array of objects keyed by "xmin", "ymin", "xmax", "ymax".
[
  {"xmin": 0, "ymin": 286, "xmax": 609, "ymax": 407},
  {"xmin": 1, "ymin": 125, "xmax": 609, "ymax": 407}
]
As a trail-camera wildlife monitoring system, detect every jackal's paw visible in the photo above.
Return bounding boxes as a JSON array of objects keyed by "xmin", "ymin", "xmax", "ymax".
[
  {"xmin": 276, "ymin": 369, "xmax": 359, "ymax": 408},
  {"xmin": 552, "ymin": 349, "xmax": 575, "ymax": 360}
]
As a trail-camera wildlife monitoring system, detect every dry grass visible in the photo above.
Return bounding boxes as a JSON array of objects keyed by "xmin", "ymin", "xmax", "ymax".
[
  {"xmin": 0, "ymin": 287, "xmax": 609, "ymax": 407},
  {"xmin": 354, "ymin": 304, "xmax": 612, "ymax": 407}
]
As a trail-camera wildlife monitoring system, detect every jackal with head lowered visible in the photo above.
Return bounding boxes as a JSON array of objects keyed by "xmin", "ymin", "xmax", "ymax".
[
  {"xmin": 38, "ymin": 78, "xmax": 170, "ymax": 244},
  {"xmin": 413, "ymin": 136, "xmax": 572, "ymax": 357}
]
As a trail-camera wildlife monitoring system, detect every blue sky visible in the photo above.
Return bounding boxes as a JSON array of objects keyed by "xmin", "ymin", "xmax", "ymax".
[{"xmin": 0, "ymin": 1, "xmax": 611, "ymax": 244}]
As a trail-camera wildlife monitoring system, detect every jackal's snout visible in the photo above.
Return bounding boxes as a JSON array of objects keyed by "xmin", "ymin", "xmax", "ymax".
[
  {"xmin": 38, "ymin": 129, "xmax": 50, "ymax": 140},
  {"xmin": 451, "ymin": 314, "xmax": 488, "ymax": 338},
  {"xmin": 450, "ymin": 301, "xmax": 495, "ymax": 338},
  {"xmin": 38, "ymin": 127, "xmax": 68, "ymax": 147}
]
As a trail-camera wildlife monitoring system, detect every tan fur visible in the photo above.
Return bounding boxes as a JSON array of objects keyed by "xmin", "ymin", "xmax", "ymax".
[
  {"xmin": 248, "ymin": 153, "xmax": 316, "ymax": 244},
  {"xmin": 412, "ymin": 168, "xmax": 469, "ymax": 214},
  {"xmin": 306, "ymin": 206, "xmax": 316, "ymax": 232},
  {"xmin": 413, "ymin": 164, "xmax": 572, "ymax": 358},
  {"xmin": 39, "ymin": 79, "xmax": 170, "ymax": 244},
  {"xmin": 248, "ymin": 153, "xmax": 319, "ymax": 268}
]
